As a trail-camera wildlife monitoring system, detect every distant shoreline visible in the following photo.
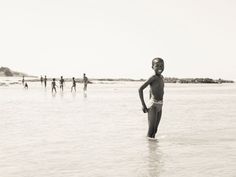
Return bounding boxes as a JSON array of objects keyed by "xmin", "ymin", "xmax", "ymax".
[
  {"xmin": 163, "ymin": 77, "xmax": 234, "ymax": 84},
  {"xmin": 0, "ymin": 76, "xmax": 234, "ymax": 86},
  {"xmin": 0, "ymin": 66, "xmax": 234, "ymax": 84},
  {"xmin": 90, "ymin": 77, "xmax": 234, "ymax": 84}
]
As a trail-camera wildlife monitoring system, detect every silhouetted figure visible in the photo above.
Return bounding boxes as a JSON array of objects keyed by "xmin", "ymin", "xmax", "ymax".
[
  {"xmin": 139, "ymin": 58, "xmax": 165, "ymax": 140},
  {"xmin": 83, "ymin": 73, "xmax": 88, "ymax": 92},
  {"xmin": 24, "ymin": 82, "xmax": 28, "ymax": 89},
  {"xmin": 22, "ymin": 76, "xmax": 25, "ymax": 85},
  {"xmin": 40, "ymin": 75, "xmax": 43, "ymax": 85},
  {"xmin": 44, "ymin": 75, "xmax": 47, "ymax": 88},
  {"xmin": 59, "ymin": 76, "xmax": 65, "ymax": 91},
  {"xmin": 71, "ymin": 77, "xmax": 76, "ymax": 92},
  {"xmin": 51, "ymin": 78, "xmax": 57, "ymax": 93}
]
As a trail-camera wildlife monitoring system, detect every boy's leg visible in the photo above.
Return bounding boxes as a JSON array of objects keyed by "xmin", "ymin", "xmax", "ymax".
[
  {"xmin": 148, "ymin": 106, "xmax": 162, "ymax": 138},
  {"xmin": 147, "ymin": 106, "xmax": 156, "ymax": 138},
  {"xmin": 153, "ymin": 110, "xmax": 162, "ymax": 136}
]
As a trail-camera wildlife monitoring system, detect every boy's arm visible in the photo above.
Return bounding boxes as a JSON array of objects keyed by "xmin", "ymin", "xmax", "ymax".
[{"xmin": 138, "ymin": 76, "xmax": 154, "ymax": 113}]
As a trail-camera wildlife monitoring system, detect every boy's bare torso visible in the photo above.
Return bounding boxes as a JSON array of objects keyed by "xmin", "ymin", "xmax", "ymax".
[{"xmin": 149, "ymin": 75, "xmax": 164, "ymax": 101}]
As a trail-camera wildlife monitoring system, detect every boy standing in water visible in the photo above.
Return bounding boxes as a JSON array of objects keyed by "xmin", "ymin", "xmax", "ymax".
[
  {"xmin": 44, "ymin": 75, "xmax": 47, "ymax": 88},
  {"xmin": 59, "ymin": 76, "xmax": 65, "ymax": 91},
  {"xmin": 139, "ymin": 58, "xmax": 164, "ymax": 139},
  {"xmin": 51, "ymin": 78, "xmax": 57, "ymax": 93},
  {"xmin": 40, "ymin": 75, "xmax": 43, "ymax": 85},
  {"xmin": 71, "ymin": 77, "xmax": 76, "ymax": 92},
  {"xmin": 24, "ymin": 82, "xmax": 28, "ymax": 89},
  {"xmin": 83, "ymin": 73, "xmax": 88, "ymax": 92},
  {"xmin": 22, "ymin": 76, "xmax": 25, "ymax": 85}
]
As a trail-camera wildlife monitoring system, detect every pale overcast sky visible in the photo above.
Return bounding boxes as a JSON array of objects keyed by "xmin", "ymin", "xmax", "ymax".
[{"xmin": 0, "ymin": 0, "xmax": 235, "ymax": 80}]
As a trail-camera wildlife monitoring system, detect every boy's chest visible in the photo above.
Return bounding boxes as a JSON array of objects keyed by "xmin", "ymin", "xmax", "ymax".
[{"xmin": 151, "ymin": 77, "xmax": 164, "ymax": 88}]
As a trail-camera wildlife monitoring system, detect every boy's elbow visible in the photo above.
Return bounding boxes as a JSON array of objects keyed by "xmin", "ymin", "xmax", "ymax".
[{"xmin": 138, "ymin": 87, "xmax": 143, "ymax": 94}]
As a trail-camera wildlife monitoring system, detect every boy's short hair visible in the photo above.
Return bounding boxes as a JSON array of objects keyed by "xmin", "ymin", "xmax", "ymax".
[{"xmin": 152, "ymin": 58, "xmax": 164, "ymax": 67}]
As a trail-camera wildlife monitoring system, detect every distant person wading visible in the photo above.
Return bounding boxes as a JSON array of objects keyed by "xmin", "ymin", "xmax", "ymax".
[
  {"xmin": 51, "ymin": 78, "xmax": 57, "ymax": 93},
  {"xmin": 40, "ymin": 75, "xmax": 43, "ymax": 85},
  {"xmin": 59, "ymin": 76, "xmax": 65, "ymax": 91},
  {"xmin": 83, "ymin": 73, "xmax": 88, "ymax": 92},
  {"xmin": 44, "ymin": 75, "xmax": 47, "ymax": 88},
  {"xmin": 71, "ymin": 77, "xmax": 76, "ymax": 92}
]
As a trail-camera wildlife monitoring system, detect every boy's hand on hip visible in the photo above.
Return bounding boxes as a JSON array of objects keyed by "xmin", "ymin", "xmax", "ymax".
[{"xmin": 142, "ymin": 107, "xmax": 148, "ymax": 113}]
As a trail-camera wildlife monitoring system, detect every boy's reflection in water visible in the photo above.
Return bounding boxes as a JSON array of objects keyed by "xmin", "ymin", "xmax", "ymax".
[
  {"xmin": 51, "ymin": 92, "xmax": 56, "ymax": 98},
  {"xmin": 83, "ymin": 91, "xmax": 87, "ymax": 98},
  {"xmin": 60, "ymin": 91, "xmax": 64, "ymax": 99},
  {"xmin": 147, "ymin": 141, "xmax": 163, "ymax": 177},
  {"xmin": 72, "ymin": 91, "xmax": 76, "ymax": 99}
]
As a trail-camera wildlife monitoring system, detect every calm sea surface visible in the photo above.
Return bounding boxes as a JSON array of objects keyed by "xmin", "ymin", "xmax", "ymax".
[{"xmin": 0, "ymin": 77, "xmax": 236, "ymax": 177}]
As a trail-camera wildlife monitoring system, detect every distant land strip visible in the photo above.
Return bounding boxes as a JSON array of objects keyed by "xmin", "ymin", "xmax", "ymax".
[{"xmin": 0, "ymin": 66, "xmax": 234, "ymax": 84}]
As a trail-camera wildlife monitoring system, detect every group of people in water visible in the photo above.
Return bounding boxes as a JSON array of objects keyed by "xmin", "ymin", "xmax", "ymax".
[
  {"xmin": 20, "ymin": 58, "xmax": 165, "ymax": 140},
  {"xmin": 21, "ymin": 76, "xmax": 28, "ymax": 89},
  {"xmin": 22, "ymin": 73, "xmax": 89, "ymax": 93}
]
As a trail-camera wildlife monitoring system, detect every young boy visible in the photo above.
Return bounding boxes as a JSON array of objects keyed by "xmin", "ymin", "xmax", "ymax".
[
  {"xmin": 44, "ymin": 75, "xmax": 47, "ymax": 88},
  {"xmin": 22, "ymin": 76, "xmax": 25, "ymax": 85},
  {"xmin": 51, "ymin": 78, "xmax": 57, "ymax": 93},
  {"xmin": 59, "ymin": 76, "xmax": 65, "ymax": 91},
  {"xmin": 24, "ymin": 82, "xmax": 28, "ymax": 89},
  {"xmin": 40, "ymin": 75, "xmax": 43, "ymax": 85},
  {"xmin": 71, "ymin": 77, "xmax": 76, "ymax": 92},
  {"xmin": 138, "ymin": 58, "xmax": 164, "ymax": 139},
  {"xmin": 83, "ymin": 73, "xmax": 88, "ymax": 92}
]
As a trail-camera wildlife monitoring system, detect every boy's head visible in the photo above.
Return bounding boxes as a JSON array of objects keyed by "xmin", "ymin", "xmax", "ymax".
[
  {"xmin": 152, "ymin": 58, "xmax": 164, "ymax": 74},
  {"xmin": 53, "ymin": 78, "xmax": 55, "ymax": 81}
]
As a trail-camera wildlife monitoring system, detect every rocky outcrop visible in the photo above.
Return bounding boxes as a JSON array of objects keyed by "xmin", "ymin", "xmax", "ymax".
[{"xmin": 0, "ymin": 67, "xmax": 27, "ymax": 77}]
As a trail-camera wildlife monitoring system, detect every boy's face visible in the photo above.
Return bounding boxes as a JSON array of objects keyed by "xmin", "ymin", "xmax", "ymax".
[{"xmin": 152, "ymin": 59, "xmax": 164, "ymax": 74}]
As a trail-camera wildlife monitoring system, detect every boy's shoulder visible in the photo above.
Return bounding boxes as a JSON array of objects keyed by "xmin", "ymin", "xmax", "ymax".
[{"xmin": 146, "ymin": 75, "xmax": 157, "ymax": 83}]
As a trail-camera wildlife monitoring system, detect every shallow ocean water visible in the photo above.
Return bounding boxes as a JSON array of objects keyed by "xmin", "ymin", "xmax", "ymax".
[{"xmin": 0, "ymin": 78, "xmax": 236, "ymax": 177}]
